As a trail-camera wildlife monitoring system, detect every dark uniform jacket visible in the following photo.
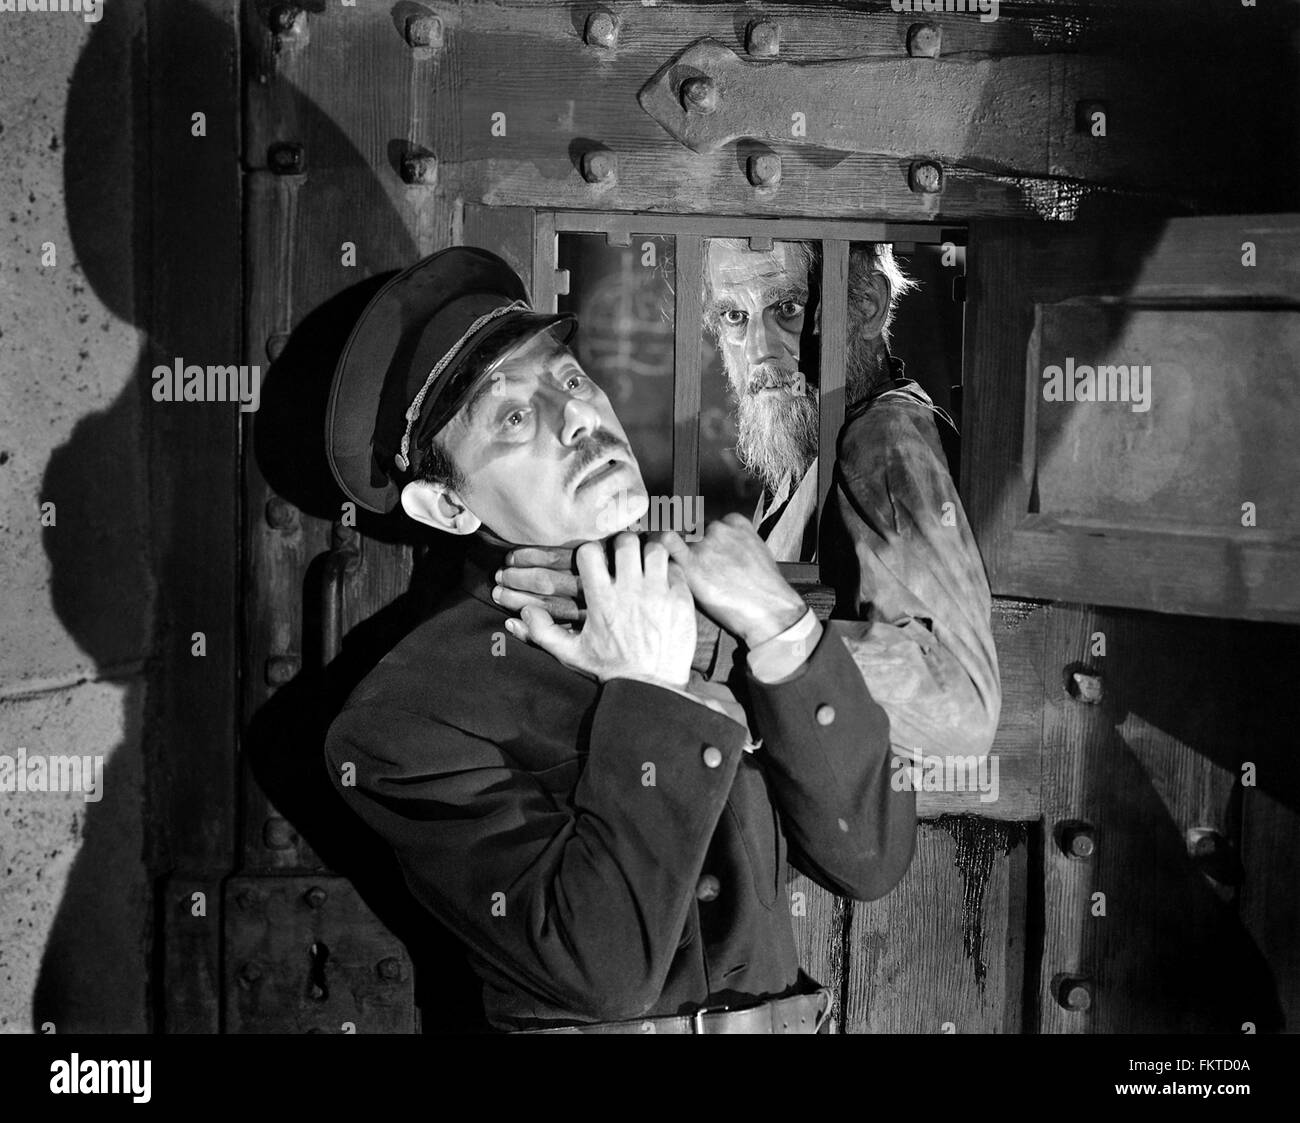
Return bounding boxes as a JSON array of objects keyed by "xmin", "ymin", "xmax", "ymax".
[{"xmin": 324, "ymin": 537, "xmax": 916, "ymax": 1031}]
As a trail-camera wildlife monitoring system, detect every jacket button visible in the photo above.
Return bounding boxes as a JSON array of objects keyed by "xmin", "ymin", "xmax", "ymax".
[
  {"xmin": 702, "ymin": 745, "xmax": 723, "ymax": 768},
  {"xmin": 696, "ymin": 874, "xmax": 721, "ymax": 901},
  {"xmin": 815, "ymin": 704, "xmax": 836, "ymax": 726}
]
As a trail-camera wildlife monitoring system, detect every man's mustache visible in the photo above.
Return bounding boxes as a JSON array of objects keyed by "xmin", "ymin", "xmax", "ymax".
[
  {"xmin": 565, "ymin": 432, "xmax": 631, "ymax": 488},
  {"xmin": 745, "ymin": 365, "xmax": 809, "ymax": 396}
]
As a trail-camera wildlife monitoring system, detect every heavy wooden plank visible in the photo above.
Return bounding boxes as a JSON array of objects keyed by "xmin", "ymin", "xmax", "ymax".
[
  {"xmin": 1037, "ymin": 604, "xmax": 1262, "ymax": 1033},
  {"xmin": 787, "ymin": 874, "xmax": 848, "ymax": 1033},
  {"xmin": 240, "ymin": 2, "xmax": 1262, "ymax": 223},
  {"xmin": 1236, "ymin": 618, "xmax": 1300, "ymax": 1033},
  {"xmin": 159, "ymin": 875, "xmax": 222, "ymax": 1034},
  {"xmin": 843, "ymin": 820, "xmax": 1027, "ymax": 1033},
  {"xmin": 915, "ymin": 597, "xmax": 1044, "ymax": 820},
  {"xmin": 242, "ymin": 162, "xmax": 445, "ymax": 872},
  {"xmin": 146, "ymin": 0, "xmax": 241, "ymax": 867}
]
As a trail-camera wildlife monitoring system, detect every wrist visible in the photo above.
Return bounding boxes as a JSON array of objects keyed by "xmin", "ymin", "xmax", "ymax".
[
  {"xmin": 739, "ymin": 596, "xmax": 808, "ymax": 647},
  {"xmin": 612, "ymin": 671, "xmax": 691, "ymax": 692}
]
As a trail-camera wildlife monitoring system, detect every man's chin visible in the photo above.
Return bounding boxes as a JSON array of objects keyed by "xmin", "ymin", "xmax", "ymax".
[{"xmin": 590, "ymin": 478, "xmax": 650, "ymax": 538}]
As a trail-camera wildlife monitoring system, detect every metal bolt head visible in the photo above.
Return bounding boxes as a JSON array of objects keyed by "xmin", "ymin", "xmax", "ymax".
[
  {"xmin": 405, "ymin": 14, "xmax": 443, "ymax": 50},
  {"xmin": 303, "ymin": 886, "xmax": 328, "ymax": 910},
  {"xmin": 262, "ymin": 816, "xmax": 297, "ymax": 850},
  {"xmin": 265, "ymin": 332, "xmax": 290, "ymax": 362},
  {"xmin": 265, "ymin": 496, "xmax": 298, "ymax": 531},
  {"xmin": 584, "ymin": 11, "xmax": 618, "ymax": 49},
  {"xmin": 1070, "ymin": 670, "xmax": 1104, "ymax": 704},
  {"xmin": 907, "ymin": 23, "xmax": 942, "ymax": 58},
  {"xmin": 1059, "ymin": 978, "xmax": 1093, "ymax": 1012},
  {"xmin": 580, "ymin": 149, "xmax": 616, "ymax": 185},
  {"xmin": 235, "ymin": 889, "xmax": 263, "ymax": 912},
  {"xmin": 1061, "ymin": 823, "xmax": 1096, "ymax": 860},
  {"xmin": 265, "ymin": 655, "xmax": 300, "ymax": 686},
  {"xmin": 909, "ymin": 160, "xmax": 943, "ymax": 194},
  {"xmin": 746, "ymin": 153, "xmax": 782, "ymax": 188},
  {"xmin": 746, "ymin": 20, "xmax": 780, "ymax": 57},
  {"xmin": 268, "ymin": 142, "xmax": 304, "ymax": 176},
  {"xmin": 401, "ymin": 153, "xmax": 438, "ymax": 187},
  {"xmin": 269, "ymin": 5, "xmax": 304, "ymax": 36},
  {"xmin": 377, "ymin": 957, "xmax": 403, "ymax": 982},
  {"xmin": 681, "ymin": 76, "xmax": 719, "ymax": 115}
]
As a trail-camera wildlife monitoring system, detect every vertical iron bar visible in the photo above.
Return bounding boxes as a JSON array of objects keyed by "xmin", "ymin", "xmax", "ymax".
[
  {"xmin": 817, "ymin": 240, "xmax": 849, "ymax": 549},
  {"xmin": 673, "ymin": 234, "xmax": 704, "ymax": 503}
]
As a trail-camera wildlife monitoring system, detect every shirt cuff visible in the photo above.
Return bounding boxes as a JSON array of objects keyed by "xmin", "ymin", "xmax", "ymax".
[{"xmin": 747, "ymin": 609, "xmax": 822, "ymax": 684}]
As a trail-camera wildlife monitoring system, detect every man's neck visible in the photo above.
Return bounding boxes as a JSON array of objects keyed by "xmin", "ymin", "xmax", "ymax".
[{"xmin": 846, "ymin": 339, "xmax": 895, "ymax": 410}]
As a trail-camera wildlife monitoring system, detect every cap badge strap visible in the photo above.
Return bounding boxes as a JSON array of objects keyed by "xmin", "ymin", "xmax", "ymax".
[{"xmin": 393, "ymin": 299, "xmax": 531, "ymax": 472}]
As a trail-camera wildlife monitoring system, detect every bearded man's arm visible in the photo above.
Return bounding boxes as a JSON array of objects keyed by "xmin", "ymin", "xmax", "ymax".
[{"xmin": 826, "ymin": 394, "xmax": 1001, "ymax": 761}]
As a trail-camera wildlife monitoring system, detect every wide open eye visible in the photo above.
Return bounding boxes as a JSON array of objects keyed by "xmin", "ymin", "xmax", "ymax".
[
  {"xmin": 721, "ymin": 309, "xmax": 747, "ymax": 327},
  {"xmin": 777, "ymin": 299, "xmax": 806, "ymax": 319}
]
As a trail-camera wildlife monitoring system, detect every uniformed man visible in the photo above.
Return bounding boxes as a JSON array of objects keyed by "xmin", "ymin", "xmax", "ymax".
[{"xmin": 323, "ymin": 246, "xmax": 916, "ymax": 1033}]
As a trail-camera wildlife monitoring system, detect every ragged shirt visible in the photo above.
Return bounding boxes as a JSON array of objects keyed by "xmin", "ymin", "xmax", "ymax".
[{"xmin": 700, "ymin": 366, "xmax": 1001, "ymax": 764}]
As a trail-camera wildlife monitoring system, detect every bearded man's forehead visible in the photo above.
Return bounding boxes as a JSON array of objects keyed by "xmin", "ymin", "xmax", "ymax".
[{"xmin": 706, "ymin": 240, "xmax": 809, "ymax": 288}]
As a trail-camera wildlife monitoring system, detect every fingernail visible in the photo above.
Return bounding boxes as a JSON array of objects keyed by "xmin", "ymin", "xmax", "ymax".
[
  {"xmin": 494, "ymin": 570, "xmax": 503, "ymax": 583},
  {"xmin": 491, "ymin": 586, "xmax": 501, "ymax": 602}
]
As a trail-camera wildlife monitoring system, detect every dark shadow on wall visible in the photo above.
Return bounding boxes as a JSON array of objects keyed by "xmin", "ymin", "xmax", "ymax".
[{"xmin": 40, "ymin": 0, "xmax": 480, "ymax": 1033}]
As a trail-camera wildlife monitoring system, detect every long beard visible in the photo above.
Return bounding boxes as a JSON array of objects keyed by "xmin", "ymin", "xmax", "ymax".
[
  {"xmin": 733, "ymin": 378, "xmax": 819, "ymax": 497},
  {"xmin": 726, "ymin": 334, "xmax": 889, "ymax": 497}
]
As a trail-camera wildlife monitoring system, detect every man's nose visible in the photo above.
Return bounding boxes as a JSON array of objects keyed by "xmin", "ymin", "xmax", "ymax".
[
  {"xmin": 744, "ymin": 309, "xmax": 785, "ymax": 369},
  {"xmin": 561, "ymin": 395, "xmax": 602, "ymax": 444}
]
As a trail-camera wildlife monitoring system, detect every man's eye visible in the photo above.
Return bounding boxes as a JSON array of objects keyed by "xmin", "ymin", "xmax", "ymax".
[
  {"xmin": 778, "ymin": 300, "xmax": 805, "ymax": 318},
  {"xmin": 502, "ymin": 409, "xmax": 528, "ymax": 429},
  {"xmin": 564, "ymin": 372, "xmax": 589, "ymax": 391},
  {"xmin": 721, "ymin": 309, "xmax": 746, "ymax": 327}
]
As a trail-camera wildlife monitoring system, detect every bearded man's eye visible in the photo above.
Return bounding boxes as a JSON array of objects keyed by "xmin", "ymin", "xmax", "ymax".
[
  {"xmin": 779, "ymin": 300, "xmax": 805, "ymax": 318},
  {"xmin": 721, "ymin": 309, "xmax": 746, "ymax": 327}
]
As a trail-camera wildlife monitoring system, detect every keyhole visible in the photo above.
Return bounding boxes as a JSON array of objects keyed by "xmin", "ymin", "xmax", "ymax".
[{"xmin": 307, "ymin": 940, "xmax": 330, "ymax": 1002}]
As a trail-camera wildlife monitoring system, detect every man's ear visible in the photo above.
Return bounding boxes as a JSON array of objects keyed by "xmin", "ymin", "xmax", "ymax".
[
  {"xmin": 400, "ymin": 479, "xmax": 482, "ymax": 535},
  {"xmin": 852, "ymin": 270, "xmax": 891, "ymax": 342}
]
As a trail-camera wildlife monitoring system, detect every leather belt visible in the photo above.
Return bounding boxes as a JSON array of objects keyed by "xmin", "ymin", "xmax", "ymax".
[{"xmin": 511, "ymin": 989, "xmax": 833, "ymax": 1034}]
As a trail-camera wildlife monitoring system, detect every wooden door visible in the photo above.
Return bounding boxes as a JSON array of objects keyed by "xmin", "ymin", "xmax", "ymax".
[
  {"xmin": 161, "ymin": 1, "xmax": 1298, "ymax": 1035},
  {"xmin": 964, "ymin": 215, "xmax": 1300, "ymax": 1032}
]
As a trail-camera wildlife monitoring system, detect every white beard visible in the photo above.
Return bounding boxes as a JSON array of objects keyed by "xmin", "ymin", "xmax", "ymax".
[{"xmin": 729, "ymin": 361, "xmax": 819, "ymax": 497}]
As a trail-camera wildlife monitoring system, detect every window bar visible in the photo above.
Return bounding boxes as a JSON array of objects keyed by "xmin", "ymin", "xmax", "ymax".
[
  {"xmin": 816, "ymin": 240, "xmax": 849, "ymax": 566},
  {"xmin": 672, "ymin": 234, "xmax": 704, "ymax": 504},
  {"xmin": 531, "ymin": 211, "xmax": 560, "ymax": 313}
]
